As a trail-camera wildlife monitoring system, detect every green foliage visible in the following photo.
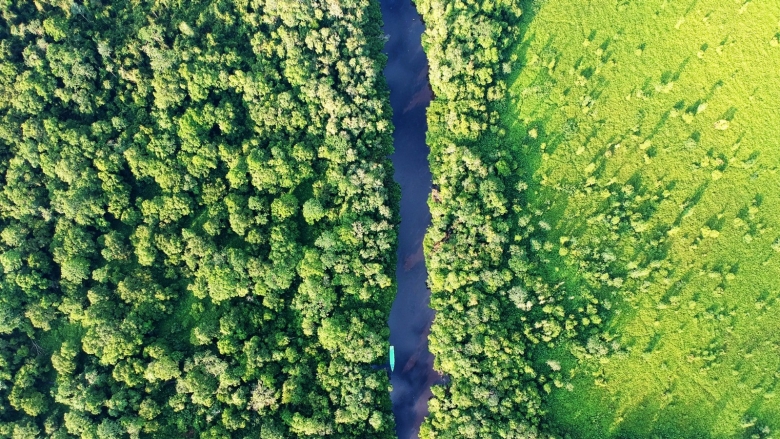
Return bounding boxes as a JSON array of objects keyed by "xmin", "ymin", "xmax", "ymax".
[
  {"xmin": 504, "ymin": 0, "xmax": 780, "ymax": 437},
  {"xmin": 415, "ymin": 0, "xmax": 582, "ymax": 436},
  {"xmin": 419, "ymin": 0, "xmax": 780, "ymax": 436},
  {"xmin": 0, "ymin": 0, "xmax": 397, "ymax": 436}
]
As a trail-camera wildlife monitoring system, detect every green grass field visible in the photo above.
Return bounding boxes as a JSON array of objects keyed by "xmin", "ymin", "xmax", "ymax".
[{"xmin": 505, "ymin": 0, "xmax": 780, "ymax": 437}]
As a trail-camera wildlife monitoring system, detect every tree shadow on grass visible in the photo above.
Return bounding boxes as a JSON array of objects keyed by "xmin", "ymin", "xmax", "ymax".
[{"xmin": 492, "ymin": 3, "xmax": 763, "ymax": 438}]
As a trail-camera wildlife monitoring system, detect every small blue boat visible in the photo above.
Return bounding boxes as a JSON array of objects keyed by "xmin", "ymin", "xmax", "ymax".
[{"xmin": 389, "ymin": 346, "xmax": 395, "ymax": 372}]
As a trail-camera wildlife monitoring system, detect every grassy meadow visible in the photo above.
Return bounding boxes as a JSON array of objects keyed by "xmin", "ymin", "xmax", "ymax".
[{"xmin": 504, "ymin": 0, "xmax": 780, "ymax": 437}]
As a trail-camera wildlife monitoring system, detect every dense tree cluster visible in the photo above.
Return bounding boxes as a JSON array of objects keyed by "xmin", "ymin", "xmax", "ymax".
[
  {"xmin": 415, "ymin": 0, "xmax": 621, "ymax": 437},
  {"xmin": 0, "ymin": 0, "xmax": 398, "ymax": 437}
]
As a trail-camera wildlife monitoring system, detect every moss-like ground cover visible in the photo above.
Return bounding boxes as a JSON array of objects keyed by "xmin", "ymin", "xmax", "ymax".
[{"xmin": 506, "ymin": 0, "xmax": 780, "ymax": 437}]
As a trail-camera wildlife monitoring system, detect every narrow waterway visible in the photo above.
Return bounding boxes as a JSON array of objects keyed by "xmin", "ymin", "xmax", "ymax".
[{"xmin": 380, "ymin": 1, "xmax": 439, "ymax": 438}]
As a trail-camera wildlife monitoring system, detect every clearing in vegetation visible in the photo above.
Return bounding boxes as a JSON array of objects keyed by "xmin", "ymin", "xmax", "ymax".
[{"xmin": 506, "ymin": 0, "xmax": 780, "ymax": 437}]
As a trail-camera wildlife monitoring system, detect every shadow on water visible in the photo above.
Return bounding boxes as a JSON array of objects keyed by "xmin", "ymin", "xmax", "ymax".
[{"xmin": 378, "ymin": 0, "xmax": 440, "ymax": 438}]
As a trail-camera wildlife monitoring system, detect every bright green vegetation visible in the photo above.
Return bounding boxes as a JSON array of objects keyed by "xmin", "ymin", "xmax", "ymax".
[
  {"xmin": 418, "ymin": 0, "xmax": 780, "ymax": 437},
  {"xmin": 0, "ymin": 0, "xmax": 398, "ymax": 437},
  {"xmin": 506, "ymin": 0, "xmax": 780, "ymax": 437},
  {"xmin": 418, "ymin": 0, "xmax": 593, "ymax": 436}
]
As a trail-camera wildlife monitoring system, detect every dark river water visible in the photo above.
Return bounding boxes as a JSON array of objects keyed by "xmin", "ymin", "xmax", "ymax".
[{"xmin": 379, "ymin": 1, "xmax": 439, "ymax": 438}]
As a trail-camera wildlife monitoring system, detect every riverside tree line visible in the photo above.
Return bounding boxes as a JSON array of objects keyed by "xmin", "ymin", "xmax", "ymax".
[{"xmin": 415, "ymin": 0, "xmax": 624, "ymax": 437}]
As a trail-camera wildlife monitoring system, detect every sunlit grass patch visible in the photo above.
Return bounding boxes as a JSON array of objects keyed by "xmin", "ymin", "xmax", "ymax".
[{"xmin": 505, "ymin": 0, "xmax": 780, "ymax": 437}]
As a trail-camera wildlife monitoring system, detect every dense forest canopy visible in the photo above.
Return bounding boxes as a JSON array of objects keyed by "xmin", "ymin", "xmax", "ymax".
[
  {"xmin": 0, "ymin": 0, "xmax": 399, "ymax": 437},
  {"xmin": 4, "ymin": 0, "xmax": 778, "ymax": 436}
]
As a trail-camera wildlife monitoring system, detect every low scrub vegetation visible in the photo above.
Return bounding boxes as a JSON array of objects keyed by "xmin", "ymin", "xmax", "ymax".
[{"xmin": 506, "ymin": 0, "xmax": 780, "ymax": 437}]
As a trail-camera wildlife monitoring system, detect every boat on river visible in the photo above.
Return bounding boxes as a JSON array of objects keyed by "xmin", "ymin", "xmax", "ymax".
[{"xmin": 390, "ymin": 345, "xmax": 395, "ymax": 372}]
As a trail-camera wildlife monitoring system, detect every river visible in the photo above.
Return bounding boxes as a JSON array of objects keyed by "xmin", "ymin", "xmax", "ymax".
[{"xmin": 379, "ymin": 0, "xmax": 439, "ymax": 438}]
